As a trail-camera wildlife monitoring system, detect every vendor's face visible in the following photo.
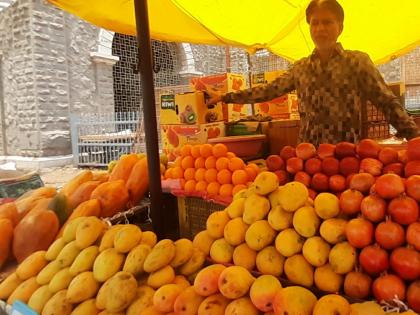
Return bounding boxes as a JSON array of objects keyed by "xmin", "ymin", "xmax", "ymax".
[{"xmin": 309, "ymin": 8, "xmax": 343, "ymax": 51}]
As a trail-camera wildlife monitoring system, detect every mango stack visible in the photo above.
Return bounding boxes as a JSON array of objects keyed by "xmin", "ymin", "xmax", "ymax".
[{"xmin": 0, "ymin": 216, "xmax": 205, "ymax": 314}]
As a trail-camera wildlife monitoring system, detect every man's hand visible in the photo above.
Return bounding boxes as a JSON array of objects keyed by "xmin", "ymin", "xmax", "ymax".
[{"xmin": 205, "ymin": 89, "xmax": 223, "ymax": 105}]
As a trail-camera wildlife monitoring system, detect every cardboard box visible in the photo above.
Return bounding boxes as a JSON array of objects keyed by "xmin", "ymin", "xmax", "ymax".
[
  {"xmin": 190, "ymin": 73, "xmax": 246, "ymax": 94},
  {"xmin": 251, "ymin": 70, "xmax": 299, "ymax": 118},
  {"xmin": 161, "ymin": 122, "xmax": 225, "ymax": 161},
  {"xmin": 160, "ymin": 92, "xmax": 224, "ymax": 125},
  {"xmin": 254, "ymin": 93, "xmax": 299, "ymax": 118},
  {"xmin": 251, "ymin": 70, "xmax": 286, "ymax": 87},
  {"xmin": 190, "ymin": 73, "xmax": 252, "ymax": 121},
  {"xmin": 223, "ymin": 103, "xmax": 253, "ymax": 121}
]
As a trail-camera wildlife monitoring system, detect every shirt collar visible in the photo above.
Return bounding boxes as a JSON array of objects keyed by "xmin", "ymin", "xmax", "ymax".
[{"xmin": 310, "ymin": 42, "xmax": 344, "ymax": 61}]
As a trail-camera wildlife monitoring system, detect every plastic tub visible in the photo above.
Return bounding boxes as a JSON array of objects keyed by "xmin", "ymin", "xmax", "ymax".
[{"xmin": 208, "ymin": 134, "xmax": 266, "ymax": 158}]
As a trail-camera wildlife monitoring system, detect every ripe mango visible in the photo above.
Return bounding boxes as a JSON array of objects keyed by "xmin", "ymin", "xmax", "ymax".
[
  {"xmin": 206, "ymin": 210, "xmax": 230, "ymax": 239},
  {"xmin": 293, "ymin": 206, "xmax": 321, "ymax": 237},
  {"xmin": 313, "ymin": 294, "xmax": 350, "ymax": 315},
  {"xmin": 218, "ymin": 266, "xmax": 255, "ymax": 299},
  {"xmin": 153, "ymin": 284, "xmax": 182, "ymax": 313},
  {"xmin": 170, "ymin": 238, "xmax": 194, "ymax": 268},
  {"xmin": 232, "ymin": 243, "xmax": 256, "ymax": 271},
  {"xmin": 173, "ymin": 286, "xmax": 204, "ymax": 315},
  {"xmin": 223, "ymin": 217, "xmax": 248, "ymax": 246},
  {"xmin": 243, "ymin": 194, "xmax": 270, "ymax": 224},
  {"xmin": 245, "ymin": 220, "xmax": 276, "ymax": 251},
  {"xmin": 267, "ymin": 205, "xmax": 293, "ymax": 231},
  {"xmin": 192, "ymin": 230, "xmax": 215, "ymax": 256},
  {"xmin": 277, "ymin": 182, "xmax": 309, "ymax": 212},
  {"xmin": 256, "ymin": 246, "xmax": 285, "ymax": 277},
  {"xmin": 329, "ymin": 241, "xmax": 356, "ymax": 274},
  {"xmin": 253, "ymin": 171, "xmax": 279, "ymax": 195},
  {"xmin": 284, "ymin": 254, "xmax": 314, "ymax": 287},
  {"xmin": 197, "ymin": 293, "xmax": 230, "ymax": 315},
  {"xmin": 275, "ymin": 228, "xmax": 304, "ymax": 257},
  {"xmin": 314, "ymin": 264, "xmax": 343, "ymax": 293},
  {"xmin": 210, "ymin": 238, "xmax": 234, "ymax": 264},
  {"xmin": 250, "ymin": 275, "xmax": 282, "ymax": 312},
  {"xmin": 273, "ymin": 286, "xmax": 317, "ymax": 315},
  {"xmin": 194, "ymin": 264, "xmax": 226, "ymax": 296},
  {"xmin": 225, "ymin": 197, "xmax": 246, "ymax": 219},
  {"xmin": 302, "ymin": 236, "xmax": 331, "ymax": 267},
  {"xmin": 225, "ymin": 297, "xmax": 259, "ymax": 315},
  {"xmin": 143, "ymin": 239, "xmax": 176, "ymax": 273},
  {"xmin": 147, "ymin": 265, "xmax": 175, "ymax": 289}
]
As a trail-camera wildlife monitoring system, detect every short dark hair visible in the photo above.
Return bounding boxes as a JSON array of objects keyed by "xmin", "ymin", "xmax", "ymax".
[{"xmin": 306, "ymin": 0, "xmax": 344, "ymax": 24}]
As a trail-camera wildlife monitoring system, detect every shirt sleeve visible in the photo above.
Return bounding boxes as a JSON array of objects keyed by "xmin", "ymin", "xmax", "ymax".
[
  {"xmin": 222, "ymin": 69, "xmax": 296, "ymax": 104},
  {"xmin": 357, "ymin": 53, "xmax": 419, "ymax": 139}
]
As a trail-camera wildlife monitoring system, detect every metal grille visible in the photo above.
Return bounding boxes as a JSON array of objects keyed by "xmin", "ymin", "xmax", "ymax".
[
  {"xmin": 406, "ymin": 85, "xmax": 420, "ymax": 111},
  {"xmin": 249, "ymin": 49, "xmax": 292, "ymax": 74},
  {"xmin": 404, "ymin": 47, "xmax": 420, "ymax": 84},
  {"xmin": 112, "ymin": 35, "xmax": 184, "ymax": 113},
  {"xmin": 70, "ymin": 112, "xmax": 140, "ymax": 167}
]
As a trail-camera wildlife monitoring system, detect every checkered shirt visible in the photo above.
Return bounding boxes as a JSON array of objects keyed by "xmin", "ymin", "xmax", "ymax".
[{"xmin": 222, "ymin": 43, "xmax": 419, "ymax": 146}]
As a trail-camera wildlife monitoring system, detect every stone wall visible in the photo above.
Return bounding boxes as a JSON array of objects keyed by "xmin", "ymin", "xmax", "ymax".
[
  {"xmin": 0, "ymin": 0, "xmax": 35, "ymax": 156},
  {"xmin": 0, "ymin": 0, "xmax": 115, "ymax": 157}
]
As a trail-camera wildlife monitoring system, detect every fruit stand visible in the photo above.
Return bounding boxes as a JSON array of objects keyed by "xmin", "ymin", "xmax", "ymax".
[
  {"xmin": 1, "ymin": 0, "xmax": 420, "ymax": 314},
  {"xmin": 1, "ymin": 137, "xmax": 420, "ymax": 314}
]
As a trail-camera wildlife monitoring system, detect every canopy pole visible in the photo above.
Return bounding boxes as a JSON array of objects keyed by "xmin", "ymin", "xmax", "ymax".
[{"xmin": 133, "ymin": 0, "xmax": 164, "ymax": 238}]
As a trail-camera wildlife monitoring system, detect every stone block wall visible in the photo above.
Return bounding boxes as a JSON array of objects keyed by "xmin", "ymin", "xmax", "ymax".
[
  {"xmin": 0, "ymin": 0, "xmax": 115, "ymax": 157},
  {"xmin": 0, "ymin": 0, "xmax": 35, "ymax": 156}
]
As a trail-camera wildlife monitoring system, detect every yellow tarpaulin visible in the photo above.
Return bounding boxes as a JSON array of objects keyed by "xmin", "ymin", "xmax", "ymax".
[{"xmin": 48, "ymin": 0, "xmax": 420, "ymax": 64}]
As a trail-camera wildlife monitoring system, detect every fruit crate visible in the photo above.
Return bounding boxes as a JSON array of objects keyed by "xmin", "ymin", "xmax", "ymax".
[
  {"xmin": 364, "ymin": 121, "xmax": 391, "ymax": 140},
  {"xmin": 366, "ymin": 101, "xmax": 387, "ymax": 122},
  {"xmin": 177, "ymin": 197, "xmax": 225, "ymax": 239}
]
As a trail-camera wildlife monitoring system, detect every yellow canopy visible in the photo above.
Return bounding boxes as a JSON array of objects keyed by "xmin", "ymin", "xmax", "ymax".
[{"xmin": 48, "ymin": 0, "xmax": 420, "ymax": 64}]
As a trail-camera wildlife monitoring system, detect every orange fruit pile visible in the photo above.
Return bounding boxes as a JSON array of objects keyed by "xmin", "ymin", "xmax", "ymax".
[{"xmin": 164, "ymin": 143, "xmax": 260, "ymax": 197}]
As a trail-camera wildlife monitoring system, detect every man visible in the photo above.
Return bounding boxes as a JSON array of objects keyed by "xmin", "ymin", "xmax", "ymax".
[{"xmin": 206, "ymin": 0, "xmax": 419, "ymax": 146}]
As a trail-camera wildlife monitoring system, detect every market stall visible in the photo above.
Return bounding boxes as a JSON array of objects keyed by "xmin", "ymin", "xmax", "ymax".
[{"xmin": 0, "ymin": 0, "xmax": 420, "ymax": 314}]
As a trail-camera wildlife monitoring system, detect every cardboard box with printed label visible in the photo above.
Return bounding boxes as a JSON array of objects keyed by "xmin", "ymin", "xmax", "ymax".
[
  {"xmin": 251, "ymin": 70, "xmax": 299, "ymax": 118},
  {"xmin": 161, "ymin": 122, "xmax": 226, "ymax": 161},
  {"xmin": 254, "ymin": 93, "xmax": 299, "ymax": 118},
  {"xmin": 190, "ymin": 73, "xmax": 253, "ymax": 121},
  {"xmin": 160, "ymin": 92, "xmax": 224, "ymax": 125},
  {"xmin": 251, "ymin": 70, "xmax": 286, "ymax": 87},
  {"xmin": 190, "ymin": 73, "xmax": 246, "ymax": 94}
]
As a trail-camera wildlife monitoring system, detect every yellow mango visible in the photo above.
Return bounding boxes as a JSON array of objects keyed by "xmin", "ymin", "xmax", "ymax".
[
  {"xmin": 93, "ymin": 248, "xmax": 124, "ymax": 282},
  {"xmin": 45, "ymin": 237, "xmax": 66, "ymax": 261},
  {"xmin": 7, "ymin": 277, "xmax": 40, "ymax": 305},
  {"xmin": 75, "ymin": 216, "xmax": 105, "ymax": 249},
  {"xmin": 16, "ymin": 250, "xmax": 48, "ymax": 280},
  {"xmin": 27, "ymin": 285, "xmax": 54, "ymax": 314},
  {"xmin": 69, "ymin": 245, "xmax": 99, "ymax": 275},
  {"xmin": 49, "ymin": 267, "xmax": 73, "ymax": 293},
  {"xmin": 67, "ymin": 271, "xmax": 100, "ymax": 303},
  {"xmin": 114, "ymin": 224, "xmax": 142, "ymax": 253},
  {"xmin": 42, "ymin": 289, "xmax": 73, "ymax": 315}
]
